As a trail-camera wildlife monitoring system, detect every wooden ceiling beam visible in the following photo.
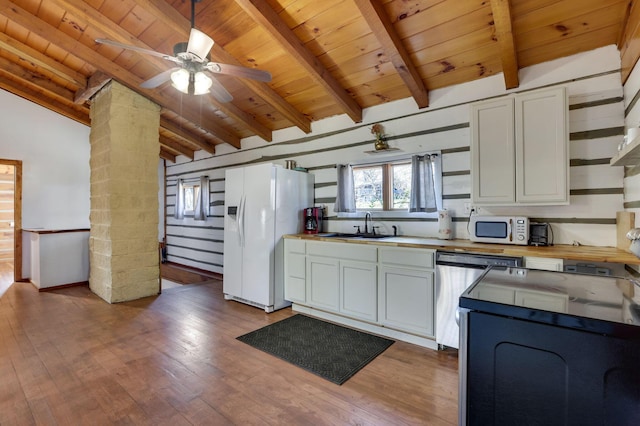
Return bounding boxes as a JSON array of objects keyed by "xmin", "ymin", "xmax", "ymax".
[
  {"xmin": 74, "ymin": 71, "xmax": 111, "ymax": 104},
  {"xmin": 47, "ymin": 0, "xmax": 171, "ymax": 74},
  {"xmin": 233, "ymin": 0, "xmax": 363, "ymax": 123},
  {"xmin": 47, "ymin": 0, "xmax": 272, "ymax": 142},
  {"xmin": 354, "ymin": 0, "xmax": 429, "ymax": 108},
  {"xmin": 211, "ymin": 45, "xmax": 312, "ymax": 134},
  {"xmin": 0, "ymin": 0, "xmax": 240, "ymax": 148},
  {"xmin": 619, "ymin": 0, "xmax": 640, "ymax": 83},
  {"xmin": 489, "ymin": 0, "xmax": 519, "ymax": 89},
  {"xmin": 159, "ymin": 147, "xmax": 177, "ymax": 163},
  {"xmin": 0, "ymin": 73, "xmax": 89, "ymax": 125},
  {"xmin": 159, "ymin": 135, "xmax": 195, "ymax": 160},
  {"xmin": 216, "ymin": 98, "xmax": 273, "ymax": 142},
  {"xmin": 138, "ymin": 0, "xmax": 312, "ymax": 134},
  {"xmin": 0, "ymin": 31, "xmax": 86, "ymax": 88},
  {"xmin": 0, "ymin": 54, "xmax": 76, "ymax": 101},
  {"xmin": 159, "ymin": 118, "xmax": 217, "ymax": 155}
]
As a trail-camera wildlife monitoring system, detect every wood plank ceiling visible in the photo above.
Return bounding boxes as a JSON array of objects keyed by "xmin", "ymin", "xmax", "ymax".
[{"xmin": 0, "ymin": 0, "xmax": 636, "ymax": 162}]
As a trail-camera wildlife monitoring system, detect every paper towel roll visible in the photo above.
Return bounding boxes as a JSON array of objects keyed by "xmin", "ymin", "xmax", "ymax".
[{"xmin": 438, "ymin": 209, "xmax": 452, "ymax": 240}]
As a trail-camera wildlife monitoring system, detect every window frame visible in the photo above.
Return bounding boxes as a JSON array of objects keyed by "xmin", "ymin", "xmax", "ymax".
[
  {"xmin": 182, "ymin": 183, "xmax": 200, "ymax": 216},
  {"xmin": 352, "ymin": 160, "xmax": 412, "ymax": 211},
  {"xmin": 338, "ymin": 152, "xmax": 442, "ymax": 219}
]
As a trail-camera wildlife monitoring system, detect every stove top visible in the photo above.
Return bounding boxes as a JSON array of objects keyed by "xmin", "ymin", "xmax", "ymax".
[{"xmin": 460, "ymin": 267, "xmax": 640, "ymax": 337}]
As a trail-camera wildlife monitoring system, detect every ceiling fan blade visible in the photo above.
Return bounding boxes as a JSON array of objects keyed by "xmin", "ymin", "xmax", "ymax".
[
  {"xmin": 140, "ymin": 68, "xmax": 181, "ymax": 89},
  {"xmin": 205, "ymin": 62, "xmax": 272, "ymax": 82},
  {"xmin": 208, "ymin": 75, "xmax": 233, "ymax": 103},
  {"xmin": 96, "ymin": 38, "xmax": 164, "ymax": 58},
  {"xmin": 186, "ymin": 28, "xmax": 214, "ymax": 61}
]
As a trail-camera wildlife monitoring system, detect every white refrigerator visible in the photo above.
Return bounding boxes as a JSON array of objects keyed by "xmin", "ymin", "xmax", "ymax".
[{"xmin": 223, "ymin": 163, "xmax": 314, "ymax": 312}]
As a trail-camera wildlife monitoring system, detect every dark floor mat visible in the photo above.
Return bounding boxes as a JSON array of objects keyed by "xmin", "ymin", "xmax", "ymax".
[{"xmin": 237, "ymin": 314, "xmax": 394, "ymax": 385}]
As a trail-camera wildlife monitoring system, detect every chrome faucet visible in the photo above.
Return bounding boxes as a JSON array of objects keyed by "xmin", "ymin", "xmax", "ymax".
[{"xmin": 364, "ymin": 211, "xmax": 372, "ymax": 234}]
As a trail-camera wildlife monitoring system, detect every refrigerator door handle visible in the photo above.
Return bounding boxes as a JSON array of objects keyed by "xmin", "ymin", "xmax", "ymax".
[{"xmin": 238, "ymin": 195, "xmax": 246, "ymax": 247}]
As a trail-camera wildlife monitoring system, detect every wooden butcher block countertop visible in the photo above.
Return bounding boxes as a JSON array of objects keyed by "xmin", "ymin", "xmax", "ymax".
[{"xmin": 284, "ymin": 234, "xmax": 640, "ymax": 265}]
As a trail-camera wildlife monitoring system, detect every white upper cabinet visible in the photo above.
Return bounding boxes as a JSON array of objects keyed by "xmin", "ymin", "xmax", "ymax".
[
  {"xmin": 471, "ymin": 97, "xmax": 516, "ymax": 204},
  {"xmin": 515, "ymin": 89, "xmax": 569, "ymax": 204},
  {"xmin": 471, "ymin": 87, "xmax": 569, "ymax": 206}
]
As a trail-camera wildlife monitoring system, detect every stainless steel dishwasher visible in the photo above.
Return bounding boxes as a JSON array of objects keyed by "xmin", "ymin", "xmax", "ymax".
[{"xmin": 435, "ymin": 250, "xmax": 522, "ymax": 349}]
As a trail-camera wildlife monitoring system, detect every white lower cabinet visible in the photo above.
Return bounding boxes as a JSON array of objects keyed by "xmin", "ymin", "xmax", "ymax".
[
  {"xmin": 379, "ymin": 266, "xmax": 435, "ymax": 337},
  {"xmin": 305, "ymin": 241, "xmax": 378, "ymax": 320},
  {"xmin": 378, "ymin": 247, "xmax": 436, "ymax": 337},
  {"xmin": 305, "ymin": 256, "xmax": 377, "ymax": 321},
  {"xmin": 284, "ymin": 239, "xmax": 438, "ymax": 349},
  {"xmin": 284, "ymin": 239, "xmax": 307, "ymax": 304},
  {"xmin": 306, "ymin": 255, "xmax": 340, "ymax": 312},
  {"xmin": 340, "ymin": 260, "xmax": 377, "ymax": 322}
]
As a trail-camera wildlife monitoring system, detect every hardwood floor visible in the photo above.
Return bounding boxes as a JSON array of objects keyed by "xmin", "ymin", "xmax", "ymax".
[
  {"xmin": 160, "ymin": 262, "xmax": 220, "ymax": 285},
  {"xmin": 0, "ymin": 276, "xmax": 459, "ymax": 425},
  {"xmin": 0, "ymin": 261, "xmax": 13, "ymax": 297}
]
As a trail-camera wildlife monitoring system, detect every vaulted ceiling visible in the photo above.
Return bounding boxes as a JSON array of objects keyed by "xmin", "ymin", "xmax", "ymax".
[{"xmin": 0, "ymin": 0, "xmax": 638, "ymax": 162}]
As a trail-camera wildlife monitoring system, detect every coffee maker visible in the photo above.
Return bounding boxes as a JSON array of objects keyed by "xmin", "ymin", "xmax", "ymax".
[{"xmin": 303, "ymin": 207, "xmax": 322, "ymax": 234}]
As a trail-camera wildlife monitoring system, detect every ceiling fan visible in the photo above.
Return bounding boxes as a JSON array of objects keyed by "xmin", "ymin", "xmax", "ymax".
[{"xmin": 95, "ymin": 0, "xmax": 271, "ymax": 103}]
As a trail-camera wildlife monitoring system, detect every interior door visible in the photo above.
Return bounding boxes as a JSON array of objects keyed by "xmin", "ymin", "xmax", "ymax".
[
  {"xmin": 0, "ymin": 164, "xmax": 14, "ymax": 264},
  {"xmin": 0, "ymin": 159, "xmax": 21, "ymax": 288}
]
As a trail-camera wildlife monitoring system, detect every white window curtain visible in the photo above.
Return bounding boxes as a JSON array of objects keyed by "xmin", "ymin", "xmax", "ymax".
[
  {"xmin": 174, "ymin": 178, "xmax": 185, "ymax": 219},
  {"xmin": 194, "ymin": 175, "xmax": 210, "ymax": 221},
  {"xmin": 334, "ymin": 164, "xmax": 356, "ymax": 212},
  {"xmin": 409, "ymin": 154, "xmax": 443, "ymax": 213}
]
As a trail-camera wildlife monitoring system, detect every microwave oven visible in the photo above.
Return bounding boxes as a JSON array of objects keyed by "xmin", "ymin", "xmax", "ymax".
[{"xmin": 469, "ymin": 215, "xmax": 529, "ymax": 245}]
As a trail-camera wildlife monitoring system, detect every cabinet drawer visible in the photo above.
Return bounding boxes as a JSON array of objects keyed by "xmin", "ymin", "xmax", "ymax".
[
  {"xmin": 286, "ymin": 238, "xmax": 306, "ymax": 254},
  {"xmin": 307, "ymin": 241, "xmax": 377, "ymax": 262},
  {"xmin": 379, "ymin": 247, "xmax": 434, "ymax": 269},
  {"xmin": 285, "ymin": 276, "xmax": 306, "ymax": 304},
  {"xmin": 287, "ymin": 253, "xmax": 306, "ymax": 278},
  {"xmin": 524, "ymin": 256, "xmax": 563, "ymax": 271}
]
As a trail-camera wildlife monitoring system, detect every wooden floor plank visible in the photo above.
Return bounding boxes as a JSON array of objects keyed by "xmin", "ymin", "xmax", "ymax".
[{"xmin": 0, "ymin": 270, "xmax": 459, "ymax": 425}]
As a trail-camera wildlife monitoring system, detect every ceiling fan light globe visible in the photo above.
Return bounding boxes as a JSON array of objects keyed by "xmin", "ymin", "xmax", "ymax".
[
  {"xmin": 187, "ymin": 28, "xmax": 214, "ymax": 61},
  {"xmin": 193, "ymin": 72, "xmax": 213, "ymax": 95},
  {"xmin": 170, "ymin": 68, "xmax": 190, "ymax": 94}
]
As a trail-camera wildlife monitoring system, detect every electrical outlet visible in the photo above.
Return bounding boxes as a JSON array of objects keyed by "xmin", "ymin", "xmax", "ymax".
[{"xmin": 464, "ymin": 203, "xmax": 481, "ymax": 215}]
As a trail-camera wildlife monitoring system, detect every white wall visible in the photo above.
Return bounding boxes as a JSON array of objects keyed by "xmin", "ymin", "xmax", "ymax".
[
  {"xmin": 623, "ymin": 54, "xmax": 640, "ymax": 228},
  {"xmin": 165, "ymin": 45, "xmax": 625, "ymax": 274},
  {"xmin": 0, "ymin": 89, "xmax": 90, "ymax": 229},
  {"xmin": 0, "ymin": 89, "xmax": 90, "ymax": 277}
]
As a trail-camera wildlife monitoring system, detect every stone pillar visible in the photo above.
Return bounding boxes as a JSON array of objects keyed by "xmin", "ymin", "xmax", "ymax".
[{"xmin": 89, "ymin": 81, "xmax": 160, "ymax": 303}]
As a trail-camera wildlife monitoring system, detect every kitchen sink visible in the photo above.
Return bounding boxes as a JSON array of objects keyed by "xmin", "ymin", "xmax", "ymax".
[
  {"xmin": 318, "ymin": 232, "xmax": 361, "ymax": 238},
  {"xmin": 358, "ymin": 234, "xmax": 392, "ymax": 239},
  {"xmin": 318, "ymin": 232, "xmax": 392, "ymax": 239}
]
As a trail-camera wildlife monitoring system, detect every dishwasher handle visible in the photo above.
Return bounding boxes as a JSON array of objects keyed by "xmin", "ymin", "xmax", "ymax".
[{"xmin": 436, "ymin": 260, "xmax": 488, "ymax": 269}]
